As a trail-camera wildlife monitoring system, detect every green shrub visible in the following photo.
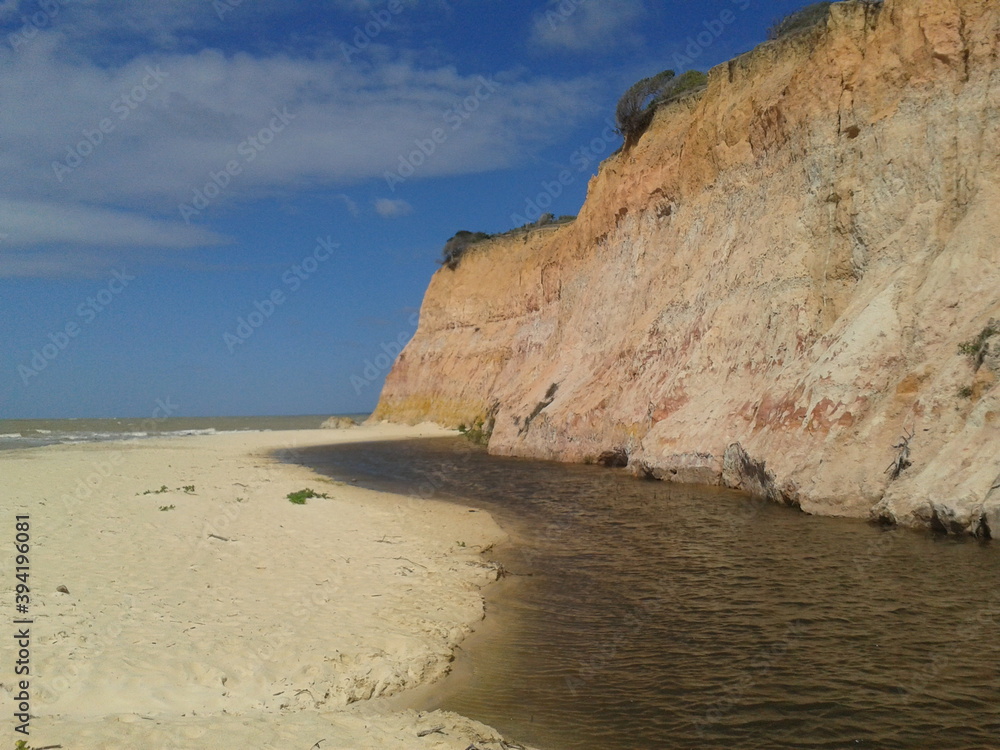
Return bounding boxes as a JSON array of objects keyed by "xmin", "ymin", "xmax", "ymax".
[
  {"xmin": 655, "ymin": 70, "xmax": 709, "ymax": 107},
  {"xmin": 958, "ymin": 320, "xmax": 999, "ymax": 371},
  {"xmin": 458, "ymin": 418, "xmax": 491, "ymax": 445},
  {"xmin": 767, "ymin": 2, "xmax": 832, "ymax": 40},
  {"xmin": 440, "ymin": 216, "xmax": 577, "ymax": 269},
  {"xmin": 440, "ymin": 230, "xmax": 492, "ymax": 269},
  {"xmin": 615, "ymin": 69, "xmax": 676, "ymax": 150}
]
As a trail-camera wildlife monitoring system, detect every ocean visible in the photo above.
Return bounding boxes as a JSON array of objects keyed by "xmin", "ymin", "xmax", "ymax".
[{"xmin": 0, "ymin": 414, "xmax": 370, "ymax": 452}]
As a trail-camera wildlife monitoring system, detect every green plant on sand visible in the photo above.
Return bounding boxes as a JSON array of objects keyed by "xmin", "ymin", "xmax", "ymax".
[{"xmin": 287, "ymin": 488, "xmax": 330, "ymax": 505}]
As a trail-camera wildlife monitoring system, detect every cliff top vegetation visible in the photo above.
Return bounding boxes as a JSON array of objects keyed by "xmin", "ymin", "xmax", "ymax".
[
  {"xmin": 440, "ymin": 214, "xmax": 575, "ymax": 269},
  {"xmin": 615, "ymin": 69, "xmax": 708, "ymax": 151}
]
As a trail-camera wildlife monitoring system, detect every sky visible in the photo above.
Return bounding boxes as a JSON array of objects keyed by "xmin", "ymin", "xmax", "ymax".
[{"xmin": 0, "ymin": 0, "xmax": 822, "ymax": 419}]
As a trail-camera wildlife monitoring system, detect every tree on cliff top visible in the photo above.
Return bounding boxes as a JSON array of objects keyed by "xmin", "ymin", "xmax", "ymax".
[
  {"xmin": 767, "ymin": 2, "xmax": 832, "ymax": 40},
  {"xmin": 615, "ymin": 69, "xmax": 675, "ymax": 151},
  {"xmin": 440, "ymin": 230, "xmax": 492, "ymax": 270}
]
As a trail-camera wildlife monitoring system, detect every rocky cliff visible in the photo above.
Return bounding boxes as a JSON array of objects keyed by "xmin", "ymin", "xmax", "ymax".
[{"xmin": 374, "ymin": 0, "xmax": 1000, "ymax": 535}]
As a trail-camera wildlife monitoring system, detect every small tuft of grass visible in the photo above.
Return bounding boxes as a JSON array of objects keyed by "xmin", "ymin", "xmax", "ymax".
[
  {"xmin": 139, "ymin": 484, "xmax": 196, "ymax": 496},
  {"xmin": 287, "ymin": 488, "xmax": 330, "ymax": 505},
  {"xmin": 159, "ymin": 505, "xmax": 176, "ymax": 511},
  {"xmin": 957, "ymin": 385, "xmax": 975, "ymax": 399},
  {"xmin": 958, "ymin": 320, "xmax": 999, "ymax": 371},
  {"xmin": 458, "ymin": 418, "xmax": 492, "ymax": 445}
]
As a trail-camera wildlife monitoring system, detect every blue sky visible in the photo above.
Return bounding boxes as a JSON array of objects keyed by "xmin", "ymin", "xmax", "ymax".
[{"xmin": 0, "ymin": 0, "xmax": 820, "ymax": 419}]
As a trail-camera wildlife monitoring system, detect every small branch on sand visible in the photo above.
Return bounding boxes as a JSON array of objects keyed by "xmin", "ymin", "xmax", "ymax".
[
  {"xmin": 310, "ymin": 741, "xmax": 326, "ymax": 750},
  {"xmin": 392, "ymin": 556, "xmax": 427, "ymax": 569},
  {"xmin": 207, "ymin": 534, "xmax": 231, "ymax": 542},
  {"xmin": 375, "ymin": 535, "xmax": 402, "ymax": 544},
  {"xmin": 417, "ymin": 725, "xmax": 445, "ymax": 737}
]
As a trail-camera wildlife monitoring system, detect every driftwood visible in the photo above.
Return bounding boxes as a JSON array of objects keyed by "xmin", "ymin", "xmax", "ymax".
[{"xmin": 885, "ymin": 429, "xmax": 914, "ymax": 480}]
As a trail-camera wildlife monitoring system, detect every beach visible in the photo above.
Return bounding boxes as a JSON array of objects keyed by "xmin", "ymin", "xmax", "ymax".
[{"xmin": 0, "ymin": 424, "xmax": 522, "ymax": 749}]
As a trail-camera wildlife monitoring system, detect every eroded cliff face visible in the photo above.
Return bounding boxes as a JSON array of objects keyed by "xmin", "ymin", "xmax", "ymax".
[{"xmin": 374, "ymin": 0, "xmax": 1000, "ymax": 534}]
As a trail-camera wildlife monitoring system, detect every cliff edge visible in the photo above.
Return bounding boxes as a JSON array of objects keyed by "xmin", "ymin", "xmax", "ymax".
[{"xmin": 374, "ymin": 0, "xmax": 1000, "ymax": 535}]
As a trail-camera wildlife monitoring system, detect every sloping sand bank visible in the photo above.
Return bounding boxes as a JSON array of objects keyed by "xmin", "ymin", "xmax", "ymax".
[{"xmin": 0, "ymin": 425, "xmax": 524, "ymax": 749}]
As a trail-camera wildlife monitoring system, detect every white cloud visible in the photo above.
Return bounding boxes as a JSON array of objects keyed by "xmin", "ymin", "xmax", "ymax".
[
  {"xmin": 374, "ymin": 198, "xmax": 413, "ymax": 217},
  {"xmin": 0, "ymin": 250, "xmax": 120, "ymax": 279},
  {"xmin": 0, "ymin": 38, "xmax": 595, "ymax": 212},
  {"xmin": 530, "ymin": 0, "xmax": 646, "ymax": 52},
  {"xmin": 0, "ymin": 200, "xmax": 226, "ymax": 248},
  {"xmin": 0, "ymin": 7, "xmax": 597, "ymax": 276}
]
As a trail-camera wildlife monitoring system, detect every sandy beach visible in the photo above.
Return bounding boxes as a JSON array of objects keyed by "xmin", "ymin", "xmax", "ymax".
[{"xmin": 0, "ymin": 424, "xmax": 524, "ymax": 749}]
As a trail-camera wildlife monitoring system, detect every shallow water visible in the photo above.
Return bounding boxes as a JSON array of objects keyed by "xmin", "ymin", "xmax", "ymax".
[{"xmin": 292, "ymin": 437, "xmax": 1000, "ymax": 750}]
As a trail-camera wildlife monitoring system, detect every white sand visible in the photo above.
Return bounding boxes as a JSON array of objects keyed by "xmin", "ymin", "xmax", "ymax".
[{"xmin": 0, "ymin": 424, "xmax": 526, "ymax": 749}]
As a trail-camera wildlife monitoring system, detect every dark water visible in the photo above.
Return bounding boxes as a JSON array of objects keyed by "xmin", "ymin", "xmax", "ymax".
[{"xmin": 291, "ymin": 437, "xmax": 1000, "ymax": 750}]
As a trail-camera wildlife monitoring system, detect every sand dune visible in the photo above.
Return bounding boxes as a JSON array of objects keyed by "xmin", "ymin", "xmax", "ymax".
[{"xmin": 0, "ymin": 425, "xmax": 525, "ymax": 749}]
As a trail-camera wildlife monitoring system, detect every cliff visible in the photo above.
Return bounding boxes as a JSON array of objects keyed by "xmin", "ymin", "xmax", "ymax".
[{"xmin": 373, "ymin": 0, "xmax": 1000, "ymax": 535}]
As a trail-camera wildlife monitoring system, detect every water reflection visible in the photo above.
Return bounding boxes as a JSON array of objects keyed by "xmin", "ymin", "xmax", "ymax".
[{"xmin": 290, "ymin": 437, "xmax": 1000, "ymax": 750}]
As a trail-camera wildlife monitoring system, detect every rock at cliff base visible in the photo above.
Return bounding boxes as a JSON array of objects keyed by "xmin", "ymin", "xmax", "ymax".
[{"xmin": 321, "ymin": 416, "xmax": 358, "ymax": 429}]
